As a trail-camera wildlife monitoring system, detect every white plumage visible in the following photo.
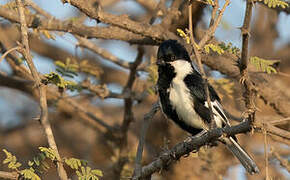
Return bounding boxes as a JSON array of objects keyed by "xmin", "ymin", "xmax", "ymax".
[{"xmin": 169, "ymin": 60, "xmax": 207, "ymax": 130}]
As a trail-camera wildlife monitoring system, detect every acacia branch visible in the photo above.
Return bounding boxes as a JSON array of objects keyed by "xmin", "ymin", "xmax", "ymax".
[
  {"xmin": 65, "ymin": 0, "xmax": 168, "ymax": 40},
  {"xmin": 188, "ymin": 3, "xmax": 214, "ymax": 126},
  {"xmin": 137, "ymin": 120, "xmax": 252, "ymax": 178},
  {"xmin": 197, "ymin": 0, "xmax": 230, "ymax": 48},
  {"xmin": 239, "ymin": 0, "xmax": 256, "ymax": 122},
  {"xmin": 0, "ymin": 171, "xmax": 18, "ymax": 180},
  {"xmin": 0, "ymin": 6, "xmax": 156, "ymax": 44},
  {"xmin": 133, "ymin": 102, "xmax": 160, "ymax": 179},
  {"xmin": 270, "ymin": 147, "xmax": 290, "ymax": 172},
  {"xmin": 15, "ymin": 1, "xmax": 68, "ymax": 179}
]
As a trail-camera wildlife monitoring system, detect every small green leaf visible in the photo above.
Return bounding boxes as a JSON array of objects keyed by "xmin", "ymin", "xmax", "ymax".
[
  {"xmin": 204, "ymin": 44, "xmax": 224, "ymax": 55},
  {"xmin": 2, "ymin": 149, "xmax": 22, "ymax": 170},
  {"xmin": 21, "ymin": 168, "xmax": 41, "ymax": 180},
  {"xmin": 91, "ymin": 169, "xmax": 103, "ymax": 177},
  {"xmin": 39, "ymin": 147, "xmax": 57, "ymax": 161},
  {"xmin": 177, "ymin": 28, "xmax": 190, "ymax": 44},
  {"xmin": 258, "ymin": 0, "xmax": 288, "ymax": 9},
  {"xmin": 250, "ymin": 56, "xmax": 279, "ymax": 74}
]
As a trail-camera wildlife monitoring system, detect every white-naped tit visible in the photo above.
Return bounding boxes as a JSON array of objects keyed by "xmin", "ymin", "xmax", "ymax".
[{"xmin": 156, "ymin": 40, "xmax": 259, "ymax": 174}]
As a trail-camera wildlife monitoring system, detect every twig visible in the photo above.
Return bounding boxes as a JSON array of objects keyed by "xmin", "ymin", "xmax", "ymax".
[
  {"xmin": 0, "ymin": 6, "xmax": 157, "ymax": 45},
  {"xmin": 15, "ymin": 1, "xmax": 68, "ymax": 179},
  {"xmin": 268, "ymin": 117, "xmax": 290, "ymax": 125},
  {"xmin": 65, "ymin": 98, "xmax": 116, "ymax": 132},
  {"xmin": 121, "ymin": 46, "xmax": 144, "ymax": 145},
  {"xmin": 132, "ymin": 102, "xmax": 159, "ymax": 180},
  {"xmin": 24, "ymin": 0, "xmax": 53, "ymax": 19},
  {"xmin": 198, "ymin": 0, "xmax": 230, "ymax": 48},
  {"xmin": 188, "ymin": 3, "xmax": 215, "ymax": 127},
  {"xmin": 239, "ymin": 0, "xmax": 256, "ymax": 123},
  {"xmin": 0, "ymin": 46, "xmax": 20, "ymax": 63},
  {"xmin": 0, "ymin": 171, "xmax": 18, "ymax": 180},
  {"xmin": 270, "ymin": 147, "xmax": 290, "ymax": 172},
  {"xmin": 77, "ymin": 36, "xmax": 147, "ymax": 70},
  {"xmin": 112, "ymin": 46, "xmax": 144, "ymax": 179},
  {"xmin": 66, "ymin": 0, "xmax": 168, "ymax": 40},
  {"xmin": 138, "ymin": 120, "xmax": 252, "ymax": 178},
  {"xmin": 263, "ymin": 127, "xmax": 270, "ymax": 180}
]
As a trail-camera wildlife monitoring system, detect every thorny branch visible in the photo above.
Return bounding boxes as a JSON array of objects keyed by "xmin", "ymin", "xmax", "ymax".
[
  {"xmin": 239, "ymin": 0, "xmax": 256, "ymax": 123},
  {"xmin": 15, "ymin": 0, "xmax": 68, "ymax": 179},
  {"xmin": 137, "ymin": 120, "xmax": 253, "ymax": 179}
]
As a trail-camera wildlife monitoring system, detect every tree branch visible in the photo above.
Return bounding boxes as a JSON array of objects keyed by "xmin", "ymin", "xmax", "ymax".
[
  {"xmin": 138, "ymin": 121, "xmax": 252, "ymax": 178},
  {"xmin": 239, "ymin": 0, "xmax": 256, "ymax": 122},
  {"xmin": 0, "ymin": 6, "xmax": 157, "ymax": 44},
  {"xmin": 0, "ymin": 171, "xmax": 18, "ymax": 180},
  {"xmin": 15, "ymin": 1, "xmax": 68, "ymax": 179},
  {"xmin": 133, "ymin": 102, "xmax": 160, "ymax": 179}
]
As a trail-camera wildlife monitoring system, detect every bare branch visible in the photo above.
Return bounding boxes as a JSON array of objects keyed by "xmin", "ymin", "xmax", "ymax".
[
  {"xmin": 133, "ymin": 102, "xmax": 160, "ymax": 179},
  {"xmin": 239, "ymin": 0, "xmax": 256, "ymax": 123},
  {"xmin": 138, "ymin": 121, "xmax": 253, "ymax": 178},
  {"xmin": 66, "ymin": 0, "xmax": 168, "ymax": 40},
  {"xmin": 188, "ymin": 3, "xmax": 214, "ymax": 126},
  {"xmin": 198, "ymin": 0, "xmax": 230, "ymax": 48},
  {"xmin": 271, "ymin": 147, "xmax": 290, "ymax": 172},
  {"xmin": 0, "ymin": 46, "xmax": 20, "ymax": 63},
  {"xmin": 0, "ymin": 6, "xmax": 157, "ymax": 44},
  {"xmin": 0, "ymin": 171, "xmax": 18, "ymax": 180},
  {"xmin": 15, "ymin": 1, "xmax": 68, "ymax": 179}
]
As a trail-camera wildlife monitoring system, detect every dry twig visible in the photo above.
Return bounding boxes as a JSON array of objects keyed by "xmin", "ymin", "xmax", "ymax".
[{"xmin": 15, "ymin": 0, "xmax": 68, "ymax": 179}]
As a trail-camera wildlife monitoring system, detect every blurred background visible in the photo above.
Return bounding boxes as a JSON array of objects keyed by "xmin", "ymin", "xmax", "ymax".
[{"xmin": 0, "ymin": 0, "xmax": 289, "ymax": 179}]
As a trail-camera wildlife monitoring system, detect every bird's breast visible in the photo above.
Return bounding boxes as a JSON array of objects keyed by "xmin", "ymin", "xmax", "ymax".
[{"xmin": 169, "ymin": 78, "xmax": 206, "ymax": 130}]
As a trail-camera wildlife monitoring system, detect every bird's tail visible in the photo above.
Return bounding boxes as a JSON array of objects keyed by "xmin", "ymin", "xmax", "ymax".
[{"xmin": 224, "ymin": 137, "xmax": 259, "ymax": 174}]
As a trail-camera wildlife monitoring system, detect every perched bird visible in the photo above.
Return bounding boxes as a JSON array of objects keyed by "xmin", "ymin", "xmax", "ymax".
[{"xmin": 156, "ymin": 40, "xmax": 259, "ymax": 174}]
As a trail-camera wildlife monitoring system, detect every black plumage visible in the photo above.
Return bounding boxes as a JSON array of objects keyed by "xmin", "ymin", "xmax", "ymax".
[{"xmin": 156, "ymin": 40, "xmax": 259, "ymax": 174}]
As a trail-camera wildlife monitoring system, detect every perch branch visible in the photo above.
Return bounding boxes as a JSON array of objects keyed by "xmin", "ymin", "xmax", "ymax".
[{"xmin": 137, "ymin": 120, "xmax": 252, "ymax": 178}]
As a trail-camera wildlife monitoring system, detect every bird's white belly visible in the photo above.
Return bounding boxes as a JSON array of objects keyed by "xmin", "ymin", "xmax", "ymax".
[{"xmin": 169, "ymin": 78, "xmax": 206, "ymax": 129}]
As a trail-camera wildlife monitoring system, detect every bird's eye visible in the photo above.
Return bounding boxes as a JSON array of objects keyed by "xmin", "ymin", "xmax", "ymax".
[{"xmin": 171, "ymin": 55, "xmax": 176, "ymax": 60}]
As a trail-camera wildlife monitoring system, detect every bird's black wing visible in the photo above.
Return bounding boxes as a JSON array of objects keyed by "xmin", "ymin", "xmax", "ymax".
[{"xmin": 183, "ymin": 72, "xmax": 222, "ymax": 124}]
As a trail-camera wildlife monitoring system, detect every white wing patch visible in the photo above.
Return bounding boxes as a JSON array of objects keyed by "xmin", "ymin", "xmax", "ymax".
[
  {"xmin": 205, "ymin": 100, "xmax": 229, "ymax": 128},
  {"xmin": 169, "ymin": 60, "xmax": 207, "ymax": 129}
]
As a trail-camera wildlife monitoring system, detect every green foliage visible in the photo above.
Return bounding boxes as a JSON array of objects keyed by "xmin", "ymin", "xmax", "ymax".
[
  {"xmin": 205, "ymin": 0, "xmax": 215, "ymax": 6},
  {"xmin": 42, "ymin": 72, "xmax": 80, "ymax": 91},
  {"xmin": 55, "ymin": 58, "xmax": 78, "ymax": 78},
  {"xmin": 56, "ymin": 58, "xmax": 102, "ymax": 78},
  {"xmin": 177, "ymin": 29, "xmax": 190, "ymax": 44},
  {"xmin": 218, "ymin": 42, "xmax": 240, "ymax": 56},
  {"xmin": 20, "ymin": 168, "xmax": 41, "ymax": 180},
  {"xmin": 250, "ymin": 56, "xmax": 279, "ymax": 74},
  {"xmin": 257, "ymin": 0, "xmax": 289, "ymax": 8},
  {"xmin": 204, "ymin": 44, "xmax": 225, "ymax": 55},
  {"xmin": 64, "ymin": 158, "xmax": 88, "ymax": 170},
  {"xmin": 2, "ymin": 148, "xmax": 102, "ymax": 180},
  {"xmin": 2, "ymin": 149, "xmax": 22, "ymax": 170},
  {"xmin": 203, "ymin": 42, "xmax": 240, "ymax": 56},
  {"xmin": 76, "ymin": 166, "xmax": 103, "ymax": 180},
  {"xmin": 39, "ymin": 147, "xmax": 57, "ymax": 161}
]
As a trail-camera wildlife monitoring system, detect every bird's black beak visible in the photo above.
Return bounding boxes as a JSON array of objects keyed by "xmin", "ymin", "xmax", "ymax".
[{"xmin": 156, "ymin": 58, "xmax": 165, "ymax": 66}]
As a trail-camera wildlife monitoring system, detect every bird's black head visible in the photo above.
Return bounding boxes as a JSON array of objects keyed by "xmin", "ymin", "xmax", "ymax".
[{"xmin": 157, "ymin": 40, "xmax": 190, "ymax": 65}]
